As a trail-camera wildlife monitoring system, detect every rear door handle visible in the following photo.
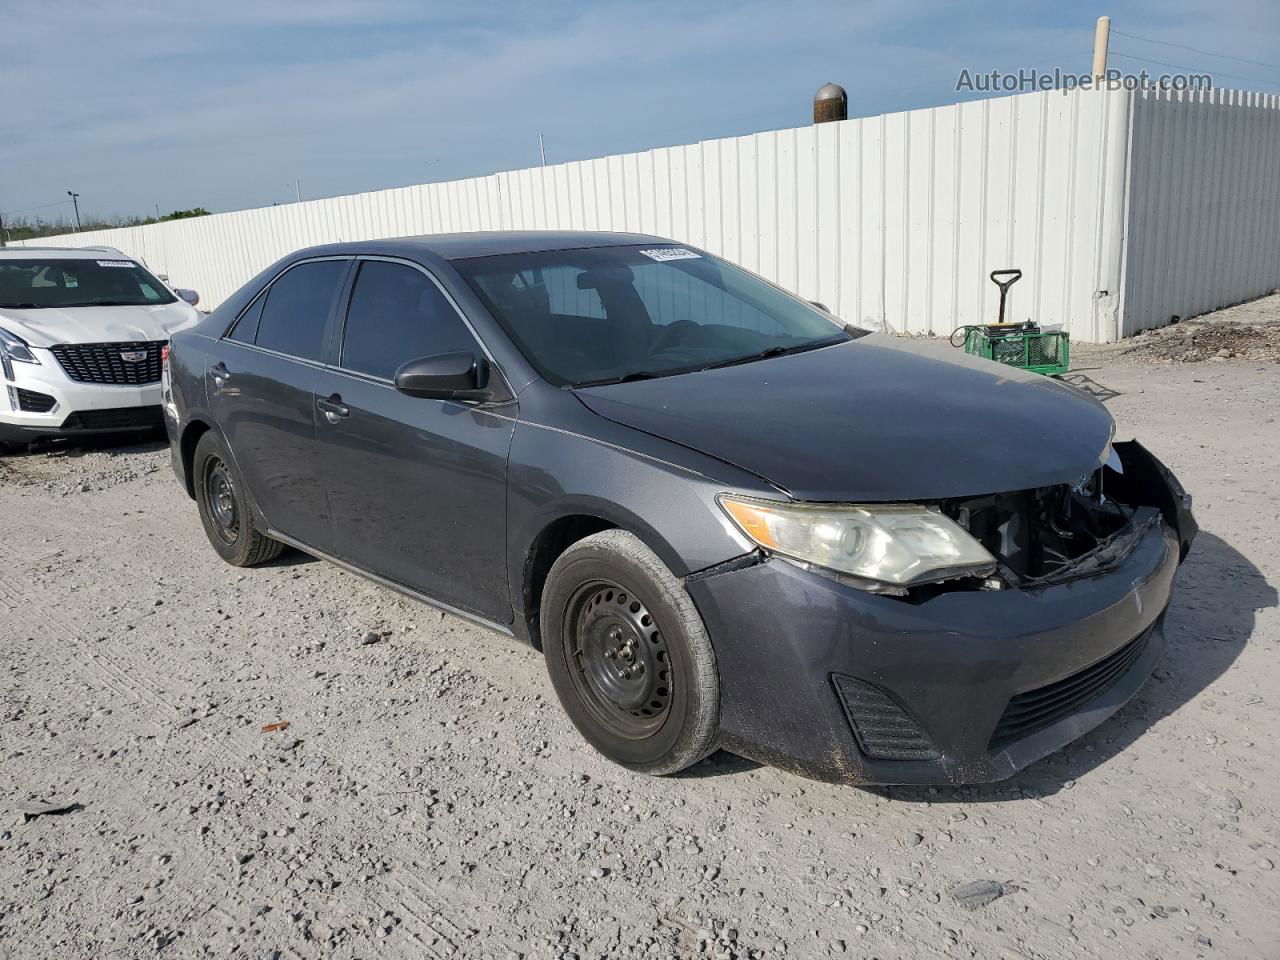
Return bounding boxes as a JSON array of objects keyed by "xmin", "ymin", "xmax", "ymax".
[
  {"xmin": 210, "ymin": 362, "xmax": 230, "ymax": 386},
  {"xmin": 316, "ymin": 393, "xmax": 349, "ymax": 424}
]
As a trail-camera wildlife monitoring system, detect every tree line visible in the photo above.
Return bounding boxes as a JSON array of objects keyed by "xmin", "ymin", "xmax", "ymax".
[{"xmin": 0, "ymin": 208, "xmax": 211, "ymax": 243}]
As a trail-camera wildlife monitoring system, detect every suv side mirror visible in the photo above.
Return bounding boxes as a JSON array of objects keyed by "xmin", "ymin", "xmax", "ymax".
[
  {"xmin": 394, "ymin": 351, "xmax": 502, "ymax": 402},
  {"xmin": 175, "ymin": 288, "xmax": 200, "ymax": 306}
]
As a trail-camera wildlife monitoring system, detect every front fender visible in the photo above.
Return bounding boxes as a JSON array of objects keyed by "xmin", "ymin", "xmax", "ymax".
[{"xmin": 504, "ymin": 417, "xmax": 767, "ymax": 635}]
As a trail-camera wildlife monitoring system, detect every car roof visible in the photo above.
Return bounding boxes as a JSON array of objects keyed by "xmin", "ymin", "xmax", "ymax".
[
  {"xmin": 337, "ymin": 230, "xmax": 671, "ymax": 261},
  {"xmin": 3, "ymin": 233, "xmax": 675, "ymax": 265},
  {"xmin": 0, "ymin": 245, "xmax": 128, "ymax": 260}
]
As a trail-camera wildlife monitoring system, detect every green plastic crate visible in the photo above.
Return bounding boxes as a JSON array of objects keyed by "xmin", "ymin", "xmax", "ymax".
[{"xmin": 958, "ymin": 326, "xmax": 1070, "ymax": 377}]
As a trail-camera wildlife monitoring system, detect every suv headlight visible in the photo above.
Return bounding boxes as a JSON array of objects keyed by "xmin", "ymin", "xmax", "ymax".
[
  {"xmin": 0, "ymin": 327, "xmax": 39, "ymax": 364},
  {"xmin": 718, "ymin": 495, "xmax": 996, "ymax": 590}
]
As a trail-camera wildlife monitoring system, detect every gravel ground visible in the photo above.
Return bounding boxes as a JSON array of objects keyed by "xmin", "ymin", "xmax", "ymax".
[
  {"xmin": 1080, "ymin": 291, "xmax": 1280, "ymax": 366},
  {"xmin": 2, "ymin": 309, "xmax": 1279, "ymax": 959}
]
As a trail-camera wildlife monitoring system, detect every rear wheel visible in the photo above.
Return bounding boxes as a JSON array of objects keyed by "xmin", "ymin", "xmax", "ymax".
[
  {"xmin": 541, "ymin": 529, "xmax": 719, "ymax": 775},
  {"xmin": 192, "ymin": 431, "xmax": 283, "ymax": 567}
]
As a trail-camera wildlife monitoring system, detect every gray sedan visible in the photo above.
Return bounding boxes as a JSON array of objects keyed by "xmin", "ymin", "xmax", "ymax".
[{"xmin": 163, "ymin": 231, "xmax": 1196, "ymax": 785}]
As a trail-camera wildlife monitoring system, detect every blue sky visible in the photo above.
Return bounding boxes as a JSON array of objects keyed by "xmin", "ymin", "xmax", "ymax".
[{"xmin": 2, "ymin": 0, "xmax": 1278, "ymax": 223}]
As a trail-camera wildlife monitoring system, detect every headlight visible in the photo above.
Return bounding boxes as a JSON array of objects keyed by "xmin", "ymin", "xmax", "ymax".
[
  {"xmin": 0, "ymin": 327, "xmax": 39, "ymax": 364},
  {"xmin": 718, "ymin": 495, "xmax": 996, "ymax": 590}
]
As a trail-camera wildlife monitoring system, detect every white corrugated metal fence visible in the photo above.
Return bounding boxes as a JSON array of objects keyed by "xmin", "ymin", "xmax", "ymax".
[{"xmin": 13, "ymin": 87, "xmax": 1280, "ymax": 342}]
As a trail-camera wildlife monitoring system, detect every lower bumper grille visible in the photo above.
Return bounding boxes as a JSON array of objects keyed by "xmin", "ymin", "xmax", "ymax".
[
  {"xmin": 15, "ymin": 388, "xmax": 56, "ymax": 413},
  {"xmin": 832, "ymin": 675, "xmax": 939, "ymax": 761},
  {"xmin": 59, "ymin": 406, "xmax": 164, "ymax": 431},
  {"xmin": 50, "ymin": 341, "xmax": 164, "ymax": 385},
  {"xmin": 990, "ymin": 627, "xmax": 1154, "ymax": 748}
]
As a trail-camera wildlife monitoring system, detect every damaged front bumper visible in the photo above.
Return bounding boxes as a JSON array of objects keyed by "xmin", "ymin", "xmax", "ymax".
[{"xmin": 686, "ymin": 442, "xmax": 1194, "ymax": 786}]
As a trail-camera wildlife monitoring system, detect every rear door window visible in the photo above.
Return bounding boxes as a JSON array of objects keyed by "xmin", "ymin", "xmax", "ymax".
[
  {"xmin": 228, "ymin": 293, "xmax": 266, "ymax": 344},
  {"xmin": 253, "ymin": 259, "xmax": 348, "ymax": 361},
  {"xmin": 340, "ymin": 261, "xmax": 480, "ymax": 380}
]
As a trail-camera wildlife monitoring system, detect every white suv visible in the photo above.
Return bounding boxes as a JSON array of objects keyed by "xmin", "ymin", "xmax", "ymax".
[{"xmin": 0, "ymin": 246, "xmax": 202, "ymax": 450}]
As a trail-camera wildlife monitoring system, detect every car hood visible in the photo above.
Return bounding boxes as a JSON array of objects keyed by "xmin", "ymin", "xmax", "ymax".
[
  {"xmin": 0, "ymin": 302, "xmax": 200, "ymax": 348},
  {"xmin": 574, "ymin": 335, "xmax": 1115, "ymax": 502}
]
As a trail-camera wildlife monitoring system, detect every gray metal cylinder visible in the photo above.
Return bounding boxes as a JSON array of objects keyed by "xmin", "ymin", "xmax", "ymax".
[{"xmin": 814, "ymin": 83, "xmax": 847, "ymax": 123}]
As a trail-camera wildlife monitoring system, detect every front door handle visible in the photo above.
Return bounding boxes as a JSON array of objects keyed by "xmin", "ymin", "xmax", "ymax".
[
  {"xmin": 210, "ymin": 362, "xmax": 230, "ymax": 386},
  {"xmin": 316, "ymin": 393, "xmax": 350, "ymax": 424}
]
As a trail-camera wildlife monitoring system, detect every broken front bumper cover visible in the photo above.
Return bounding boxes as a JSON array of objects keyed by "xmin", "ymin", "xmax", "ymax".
[
  {"xmin": 686, "ymin": 442, "xmax": 1192, "ymax": 786},
  {"xmin": 690, "ymin": 518, "xmax": 1178, "ymax": 785}
]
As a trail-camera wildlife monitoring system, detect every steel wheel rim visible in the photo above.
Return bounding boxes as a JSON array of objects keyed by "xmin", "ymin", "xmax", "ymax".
[
  {"xmin": 565, "ymin": 579, "xmax": 672, "ymax": 739},
  {"xmin": 203, "ymin": 457, "xmax": 239, "ymax": 545}
]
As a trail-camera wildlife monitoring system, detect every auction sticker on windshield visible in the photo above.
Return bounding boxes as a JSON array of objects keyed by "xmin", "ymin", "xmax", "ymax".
[
  {"xmin": 96, "ymin": 260, "xmax": 136, "ymax": 268},
  {"xmin": 639, "ymin": 248, "xmax": 701, "ymax": 262}
]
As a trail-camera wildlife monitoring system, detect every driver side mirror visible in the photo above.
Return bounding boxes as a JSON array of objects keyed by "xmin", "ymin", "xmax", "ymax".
[
  {"xmin": 394, "ymin": 351, "xmax": 505, "ymax": 403},
  {"xmin": 175, "ymin": 288, "xmax": 200, "ymax": 306}
]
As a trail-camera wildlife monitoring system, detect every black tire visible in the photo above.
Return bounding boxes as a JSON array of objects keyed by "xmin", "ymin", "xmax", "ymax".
[
  {"xmin": 541, "ymin": 529, "xmax": 719, "ymax": 775},
  {"xmin": 192, "ymin": 431, "xmax": 284, "ymax": 567}
]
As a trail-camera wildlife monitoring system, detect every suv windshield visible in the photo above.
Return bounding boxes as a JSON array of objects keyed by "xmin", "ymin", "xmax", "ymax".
[
  {"xmin": 454, "ymin": 245, "xmax": 852, "ymax": 387},
  {"xmin": 0, "ymin": 257, "xmax": 177, "ymax": 309}
]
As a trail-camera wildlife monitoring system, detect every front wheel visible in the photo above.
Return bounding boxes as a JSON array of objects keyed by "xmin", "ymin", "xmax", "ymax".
[
  {"xmin": 541, "ymin": 529, "xmax": 720, "ymax": 775},
  {"xmin": 192, "ymin": 431, "xmax": 284, "ymax": 567}
]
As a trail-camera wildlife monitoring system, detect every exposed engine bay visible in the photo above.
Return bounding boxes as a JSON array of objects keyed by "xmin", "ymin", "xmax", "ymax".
[
  {"xmin": 940, "ymin": 471, "xmax": 1151, "ymax": 588},
  {"xmin": 928, "ymin": 440, "xmax": 1195, "ymax": 594}
]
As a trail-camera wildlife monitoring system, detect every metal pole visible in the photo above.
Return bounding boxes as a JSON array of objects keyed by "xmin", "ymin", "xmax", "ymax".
[
  {"xmin": 295, "ymin": 179, "xmax": 302, "ymax": 203},
  {"xmin": 1092, "ymin": 16, "xmax": 1111, "ymax": 85},
  {"xmin": 0, "ymin": 209, "xmax": 7, "ymax": 247},
  {"xmin": 67, "ymin": 191, "xmax": 81, "ymax": 231},
  {"xmin": 539, "ymin": 132, "xmax": 546, "ymax": 167},
  {"xmin": 1095, "ymin": 79, "xmax": 1132, "ymax": 341}
]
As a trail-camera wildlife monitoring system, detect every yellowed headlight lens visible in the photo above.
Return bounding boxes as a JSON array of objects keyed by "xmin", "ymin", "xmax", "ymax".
[{"xmin": 717, "ymin": 494, "xmax": 996, "ymax": 587}]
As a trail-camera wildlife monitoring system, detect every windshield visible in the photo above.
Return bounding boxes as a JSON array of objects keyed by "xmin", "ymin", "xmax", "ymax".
[
  {"xmin": 0, "ymin": 257, "xmax": 177, "ymax": 309},
  {"xmin": 454, "ymin": 245, "xmax": 851, "ymax": 387}
]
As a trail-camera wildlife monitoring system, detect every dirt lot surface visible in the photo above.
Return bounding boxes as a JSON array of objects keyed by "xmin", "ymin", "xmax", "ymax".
[
  {"xmin": 1083, "ymin": 291, "xmax": 1280, "ymax": 366},
  {"xmin": 3, "ymin": 305, "xmax": 1279, "ymax": 959}
]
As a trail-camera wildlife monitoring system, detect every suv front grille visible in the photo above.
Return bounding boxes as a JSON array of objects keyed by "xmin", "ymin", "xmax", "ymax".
[
  {"xmin": 989, "ymin": 627, "xmax": 1154, "ymax": 749},
  {"xmin": 50, "ymin": 341, "xmax": 164, "ymax": 385}
]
